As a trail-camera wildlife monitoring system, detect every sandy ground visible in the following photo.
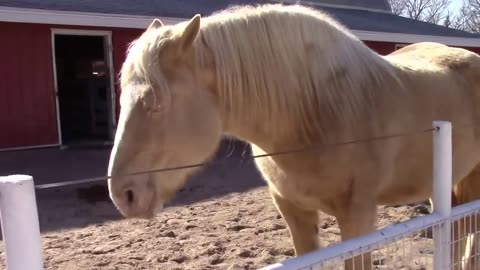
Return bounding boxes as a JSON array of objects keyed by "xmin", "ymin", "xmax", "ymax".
[
  {"xmin": 0, "ymin": 142, "xmax": 434, "ymax": 270},
  {"xmin": 0, "ymin": 187, "xmax": 431, "ymax": 270}
]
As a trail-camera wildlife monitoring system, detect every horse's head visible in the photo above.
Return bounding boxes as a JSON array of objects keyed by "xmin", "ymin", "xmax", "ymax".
[{"xmin": 108, "ymin": 16, "xmax": 222, "ymax": 219}]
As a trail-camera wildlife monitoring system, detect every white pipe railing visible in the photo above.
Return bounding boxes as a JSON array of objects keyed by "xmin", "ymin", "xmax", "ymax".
[
  {"xmin": 260, "ymin": 200, "xmax": 480, "ymax": 270},
  {"xmin": 432, "ymin": 120, "xmax": 452, "ymax": 270},
  {"xmin": 260, "ymin": 213, "xmax": 447, "ymax": 270},
  {"xmin": 0, "ymin": 175, "xmax": 44, "ymax": 270},
  {"xmin": 260, "ymin": 120, "xmax": 454, "ymax": 270}
]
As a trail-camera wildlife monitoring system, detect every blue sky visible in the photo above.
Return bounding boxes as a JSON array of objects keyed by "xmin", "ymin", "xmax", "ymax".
[{"xmin": 448, "ymin": 0, "xmax": 464, "ymax": 14}]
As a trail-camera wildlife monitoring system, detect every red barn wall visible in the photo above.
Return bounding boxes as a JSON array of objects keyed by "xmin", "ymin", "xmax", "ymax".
[
  {"xmin": 0, "ymin": 21, "xmax": 142, "ymax": 149},
  {"xmin": 0, "ymin": 22, "xmax": 57, "ymax": 149},
  {"xmin": 457, "ymin": 46, "xmax": 480, "ymax": 55},
  {"xmin": 0, "ymin": 20, "xmax": 479, "ymax": 150},
  {"xmin": 363, "ymin": 40, "xmax": 397, "ymax": 55},
  {"xmin": 111, "ymin": 29, "xmax": 143, "ymax": 119}
]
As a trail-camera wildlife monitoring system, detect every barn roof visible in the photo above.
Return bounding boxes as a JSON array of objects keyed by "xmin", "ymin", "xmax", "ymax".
[
  {"xmin": 300, "ymin": 0, "xmax": 392, "ymax": 12},
  {"xmin": 0, "ymin": 0, "xmax": 265, "ymax": 19},
  {"xmin": 321, "ymin": 6, "xmax": 479, "ymax": 38},
  {"xmin": 1, "ymin": 0, "xmax": 479, "ymax": 39}
]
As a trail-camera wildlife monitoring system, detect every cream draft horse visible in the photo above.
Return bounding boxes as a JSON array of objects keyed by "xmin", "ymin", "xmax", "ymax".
[{"xmin": 107, "ymin": 4, "xmax": 480, "ymax": 269}]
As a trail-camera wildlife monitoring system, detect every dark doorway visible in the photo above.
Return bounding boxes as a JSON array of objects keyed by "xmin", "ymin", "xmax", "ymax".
[{"xmin": 53, "ymin": 34, "xmax": 114, "ymax": 145}]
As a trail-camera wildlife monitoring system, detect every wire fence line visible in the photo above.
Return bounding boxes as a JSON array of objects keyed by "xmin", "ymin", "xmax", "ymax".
[
  {"xmin": 32, "ymin": 126, "xmax": 436, "ymax": 190},
  {"xmin": 0, "ymin": 121, "xmax": 470, "ymax": 270},
  {"xmin": 6, "ymin": 121, "xmax": 479, "ymax": 269},
  {"xmin": 32, "ymin": 122, "xmax": 474, "ymax": 190}
]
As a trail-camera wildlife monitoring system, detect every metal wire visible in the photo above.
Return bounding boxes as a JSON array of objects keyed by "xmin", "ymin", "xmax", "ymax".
[{"xmin": 33, "ymin": 126, "xmax": 438, "ymax": 190}]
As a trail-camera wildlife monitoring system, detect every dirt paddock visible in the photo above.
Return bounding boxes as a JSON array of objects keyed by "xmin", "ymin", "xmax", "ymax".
[{"xmin": 0, "ymin": 141, "xmax": 431, "ymax": 270}]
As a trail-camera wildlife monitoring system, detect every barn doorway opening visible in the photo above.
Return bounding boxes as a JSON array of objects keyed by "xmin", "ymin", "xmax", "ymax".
[{"xmin": 52, "ymin": 31, "xmax": 116, "ymax": 146}]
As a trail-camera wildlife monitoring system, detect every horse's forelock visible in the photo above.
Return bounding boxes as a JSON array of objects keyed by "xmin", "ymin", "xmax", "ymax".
[{"xmin": 120, "ymin": 27, "xmax": 173, "ymax": 110}]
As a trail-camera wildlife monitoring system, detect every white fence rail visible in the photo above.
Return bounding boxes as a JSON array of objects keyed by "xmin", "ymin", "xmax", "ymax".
[
  {"xmin": 1, "ymin": 120, "xmax": 480, "ymax": 270},
  {"xmin": 260, "ymin": 200, "xmax": 480, "ymax": 270}
]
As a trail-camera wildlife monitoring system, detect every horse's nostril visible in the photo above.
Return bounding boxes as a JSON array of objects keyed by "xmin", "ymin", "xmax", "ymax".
[{"xmin": 126, "ymin": 189, "xmax": 134, "ymax": 205}]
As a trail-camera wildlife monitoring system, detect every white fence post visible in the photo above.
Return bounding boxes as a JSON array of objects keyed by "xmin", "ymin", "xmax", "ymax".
[
  {"xmin": 432, "ymin": 121, "xmax": 452, "ymax": 270},
  {"xmin": 0, "ymin": 175, "xmax": 44, "ymax": 270}
]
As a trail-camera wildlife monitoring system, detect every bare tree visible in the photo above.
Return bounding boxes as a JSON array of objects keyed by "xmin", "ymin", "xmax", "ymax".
[
  {"xmin": 389, "ymin": 0, "xmax": 452, "ymax": 24},
  {"xmin": 442, "ymin": 9, "xmax": 465, "ymax": 29},
  {"xmin": 390, "ymin": 0, "xmax": 480, "ymax": 32},
  {"xmin": 443, "ymin": 10, "xmax": 453, "ymax": 27},
  {"xmin": 390, "ymin": 0, "xmax": 408, "ymax": 15},
  {"xmin": 461, "ymin": 0, "xmax": 480, "ymax": 32}
]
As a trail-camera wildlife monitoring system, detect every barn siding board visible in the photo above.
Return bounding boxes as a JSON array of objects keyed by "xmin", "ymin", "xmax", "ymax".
[
  {"xmin": 0, "ymin": 22, "xmax": 57, "ymax": 148},
  {"xmin": 363, "ymin": 40, "xmax": 397, "ymax": 55},
  {"xmin": 460, "ymin": 46, "xmax": 480, "ymax": 55}
]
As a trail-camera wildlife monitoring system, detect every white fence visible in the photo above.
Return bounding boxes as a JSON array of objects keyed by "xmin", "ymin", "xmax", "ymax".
[
  {"xmin": 1, "ymin": 120, "xmax": 480, "ymax": 270},
  {"xmin": 260, "ymin": 121, "xmax": 479, "ymax": 270},
  {"xmin": 0, "ymin": 175, "xmax": 43, "ymax": 270},
  {"xmin": 261, "ymin": 201, "xmax": 480, "ymax": 270}
]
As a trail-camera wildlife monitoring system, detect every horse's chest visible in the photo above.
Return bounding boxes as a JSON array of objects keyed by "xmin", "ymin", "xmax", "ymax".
[{"xmin": 253, "ymin": 154, "xmax": 351, "ymax": 212}]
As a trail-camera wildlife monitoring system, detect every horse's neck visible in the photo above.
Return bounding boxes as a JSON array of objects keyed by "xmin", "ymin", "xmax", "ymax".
[
  {"xmin": 195, "ymin": 19, "xmax": 404, "ymax": 149},
  {"xmin": 221, "ymin": 113, "xmax": 284, "ymax": 147}
]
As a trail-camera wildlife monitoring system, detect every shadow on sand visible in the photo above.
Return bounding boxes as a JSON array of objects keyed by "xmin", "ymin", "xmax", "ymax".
[{"xmin": 0, "ymin": 139, "xmax": 267, "ymax": 234}]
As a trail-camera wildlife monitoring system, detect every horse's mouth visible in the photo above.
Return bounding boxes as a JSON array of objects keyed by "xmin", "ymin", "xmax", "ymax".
[{"xmin": 116, "ymin": 203, "xmax": 161, "ymax": 220}]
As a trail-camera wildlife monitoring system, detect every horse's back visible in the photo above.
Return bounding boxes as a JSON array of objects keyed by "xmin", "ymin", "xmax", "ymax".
[
  {"xmin": 383, "ymin": 42, "xmax": 480, "ymax": 132},
  {"xmin": 376, "ymin": 42, "xmax": 480, "ymax": 202},
  {"xmin": 386, "ymin": 42, "xmax": 480, "ymax": 77}
]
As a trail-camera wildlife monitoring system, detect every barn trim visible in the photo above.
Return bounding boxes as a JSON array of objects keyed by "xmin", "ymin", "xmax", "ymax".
[
  {"xmin": 271, "ymin": 0, "xmax": 393, "ymax": 14},
  {"xmin": 0, "ymin": 6, "xmax": 183, "ymax": 29},
  {"xmin": 1, "ymin": 6, "xmax": 478, "ymax": 47},
  {"xmin": 50, "ymin": 29, "xmax": 118, "ymax": 146}
]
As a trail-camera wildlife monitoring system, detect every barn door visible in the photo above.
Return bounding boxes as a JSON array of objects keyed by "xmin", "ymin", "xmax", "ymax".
[{"xmin": 52, "ymin": 30, "xmax": 116, "ymax": 146}]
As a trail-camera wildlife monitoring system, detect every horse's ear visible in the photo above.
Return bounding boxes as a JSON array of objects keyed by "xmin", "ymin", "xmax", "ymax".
[
  {"xmin": 177, "ymin": 14, "xmax": 201, "ymax": 53},
  {"xmin": 148, "ymin": 18, "xmax": 164, "ymax": 30}
]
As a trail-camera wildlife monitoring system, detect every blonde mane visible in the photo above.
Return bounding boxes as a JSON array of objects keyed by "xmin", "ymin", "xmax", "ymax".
[
  {"xmin": 120, "ymin": 24, "xmax": 174, "ymax": 110},
  {"xmin": 124, "ymin": 3, "xmax": 404, "ymax": 141},
  {"xmin": 193, "ymin": 4, "xmax": 403, "ymax": 141}
]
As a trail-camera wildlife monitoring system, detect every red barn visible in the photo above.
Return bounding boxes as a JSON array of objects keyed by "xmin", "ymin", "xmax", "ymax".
[{"xmin": 0, "ymin": 0, "xmax": 479, "ymax": 150}]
